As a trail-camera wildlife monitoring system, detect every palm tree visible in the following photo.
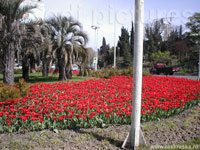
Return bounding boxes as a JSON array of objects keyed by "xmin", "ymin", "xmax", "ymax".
[
  {"xmin": 74, "ymin": 46, "xmax": 90, "ymax": 76},
  {"xmin": 40, "ymin": 23, "xmax": 54, "ymax": 77},
  {"xmin": 0, "ymin": 0, "xmax": 36, "ymax": 85},
  {"xmin": 20, "ymin": 21, "xmax": 43, "ymax": 81},
  {"xmin": 46, "ymin": 16, "xmax": 88, "ymax": 80}
]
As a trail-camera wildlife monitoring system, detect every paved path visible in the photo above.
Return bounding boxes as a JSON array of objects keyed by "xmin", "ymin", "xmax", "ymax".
[{"xmin": 155, "ymin": 75, "xmax": 199, "ymax": 80}]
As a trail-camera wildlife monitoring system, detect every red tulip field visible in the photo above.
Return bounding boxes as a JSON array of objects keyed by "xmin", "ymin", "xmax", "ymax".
[{"xmin": 0, "ymin": 76, "xmax": 199, "ymax": 133}]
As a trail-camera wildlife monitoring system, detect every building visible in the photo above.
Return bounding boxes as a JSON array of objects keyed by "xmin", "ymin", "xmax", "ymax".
[{"xmin": 160, "ymin": 17, "xmax": 173, "ymax": 41}]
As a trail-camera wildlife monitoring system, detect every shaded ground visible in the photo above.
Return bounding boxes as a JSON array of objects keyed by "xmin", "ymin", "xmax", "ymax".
[{"xmin": 0, "ymin": 104, "xmax": 200, "ymax": 150}]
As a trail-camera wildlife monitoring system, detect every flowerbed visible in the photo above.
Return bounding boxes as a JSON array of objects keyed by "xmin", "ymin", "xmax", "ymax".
[{"xmin": 0, "ymin": 76, "xmax": 199, "ymax": 133}]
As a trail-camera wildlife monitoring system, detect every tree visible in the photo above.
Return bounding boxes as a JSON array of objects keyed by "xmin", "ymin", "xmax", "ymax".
[
  {"xmin": 144, "ymin": 20, "xmax": 162, "ymax": 61},
  {"xmin": 0, "ymin": 0, "xmax": 36, "ymax": 85},
  {"xmin": 130, "ymin": 22, "xmax": 134, "ymax": 56},
  {"xmin": 117, "ymin": 27, "xmax": 131, "ymax": 68},
  {"xmin": 75, "ymin": 46, "xmax": 90, "ymax": 76},
  {"xmin": 40, "ymin": 22, "xmax": 53, "ymax": 77},
  {"xmin": 20, "ymin": 21, "xmax": 43, "ymax": 81},
  {"xmin": 166, "ymin": 25, "xmax": 190, "ymax": 65},
  {"xmin": 47, "ymin": 16, "xmax": 88, "ymax": 80},
  {"xmin": 186, "ymin": 12, "xmax": 200, "ymax": 35},
  {"xmin": 151, "ymin": 50, "xmax": 173, "ymax": 66},
  {"xmin": 184, "ymin": 12, "xmax": 200, "ymax": 73},
  {"xmin": 98, "ymin": 37, "xmax": 112, "ymax": 68}
]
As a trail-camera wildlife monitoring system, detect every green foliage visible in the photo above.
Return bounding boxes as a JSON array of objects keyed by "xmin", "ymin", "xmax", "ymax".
[
  {"xmin": 0, "ymin": 0, "xmax": 37, "ymax": 85},
  {"xmin": 46, "ymin": 15, "xmax": 88, "ymax": 81},
  {"xmin": 151, "ymin": 50, "xmax": 170, "ymax": 60},
  {"xmin": 130, "ymin": 22, "xmax": 135, "ymax": 56},
  {"xmin": 98, "ymin": 37, "xmax": 114, "ymax": 68},
  {"xmin": 186, "ymin": 12, "xmax": 200, "ymax": 35},
  {"xmin": 150, "ymin": 50, "xmax": 175, "ymax": 66},
  {"xmin": 144, "ymin": 20, "xmax": 162, "ymax": 61},
  {"xmin": 0, "ymin": 79, "xmax": 29, "ymax": 102},
  {"xmin": 117, "ymin": 27, "xmax": 132, "ymax": 68}
]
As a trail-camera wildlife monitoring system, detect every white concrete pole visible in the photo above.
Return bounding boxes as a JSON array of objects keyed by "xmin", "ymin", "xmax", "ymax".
[{"xmin": 130, "ymin": 0, "xmax": 144, "ymax": 148}]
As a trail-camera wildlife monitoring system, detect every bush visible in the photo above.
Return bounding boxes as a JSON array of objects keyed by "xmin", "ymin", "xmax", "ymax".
[
  {"xmin": 89, "ymin": 67, "xmax": 151, "ymax": 78},
  {"xmin": 89, "ymin": 68, "xmax": 121, "ymax": 78},
  {"xmin": 143, "ymin": 72, "xmax": 152, "ymax": 76},
  {"xmin": 0, "ymin": 84, "xmax": 21, "ymax": 102},
  {"xmin": 15, "ymin": 78, "xmax": 30, "ymax": 97},
  {"xmin": 0, "ymin": 78, "xmax": 29, "ymax": 102},
  {"xmin": 121, "ymin": 67, "xmax": 133, "ymax": 76}
]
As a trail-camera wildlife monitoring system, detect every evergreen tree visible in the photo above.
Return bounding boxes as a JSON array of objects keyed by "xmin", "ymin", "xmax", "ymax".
[
  {"xmin": 98, "ymin": 37, "xmax": 112, "ymax": 68},
  {"xmin": 144, "ymin": 20, "xmax": 162, "ymax": 62},
  {"xmin": 130, "ymin": 22, "xmax": 134, "ymax": 57},
  {"xmin": 167, "ymin": 25, "xmax": 189, "ymax": 65},
  {"xmin": 117, "ymin": 27, "xmax": 132, "ymax": 68}
]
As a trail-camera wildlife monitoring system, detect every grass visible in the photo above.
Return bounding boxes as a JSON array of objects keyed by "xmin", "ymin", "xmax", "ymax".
[
  {"xmin": 138, "ymin": 138, "xmax": 200, "ymax": 150},
  {"xmin": 0, "ymin": 72, "xmax": 95, "ymax": 84}
]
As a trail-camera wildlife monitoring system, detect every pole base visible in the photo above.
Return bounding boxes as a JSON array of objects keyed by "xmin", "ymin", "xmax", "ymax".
[{"xmin": 122, "ymin": 128, "xmax": 146, "ymax": 149}]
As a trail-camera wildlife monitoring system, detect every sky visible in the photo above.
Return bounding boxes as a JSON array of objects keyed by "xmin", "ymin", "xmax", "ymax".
[{"xmin": 38, "ymin": 0, "xmax": 200, "ymax": 49}]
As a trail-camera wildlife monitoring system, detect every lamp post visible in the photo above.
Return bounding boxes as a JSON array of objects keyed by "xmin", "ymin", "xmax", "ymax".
[
  {"xmin": 113, "ymin": 0, "xmax": 117, "ymax": 68},
  {"xmin": 91, "ymin": 25, "xmax": 100, "ymax": 71},
  {"xmin": 131, "ymin": 0, "xmax": 145, "ymax": 147}
]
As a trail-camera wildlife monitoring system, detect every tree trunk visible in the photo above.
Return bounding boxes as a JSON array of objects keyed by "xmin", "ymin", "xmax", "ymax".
[
  {"xmin": 30, "ymin": 55, "xmax": 36, "ymax": 73},
  {"xmin": 42, "ymin": 58, "xmax": 49, "ymax": 77},
  {"xmin": 22, "ymin": 59, "xmax": 30, "ymax": 81},
  {"xmin": 58, "ymin": 58, "xmax": 67, "ymax": 81},
  {"xmin": 78, "ymin": 65, "xmax": 82, "ymax": 76},
  {"xmin": 66, "ymin": 54, "xmax": 73, "ymax": 79},
  {"xmin": 3, "ymin": 44, "xmax": 15, "ymax": 85},
  {"xmin": 42, "ymin": 45, "xmax": 52, "ymax": 77},
  {"xmin": 66, "ymin": 64, "xmax": 72, "ymax": 79}
]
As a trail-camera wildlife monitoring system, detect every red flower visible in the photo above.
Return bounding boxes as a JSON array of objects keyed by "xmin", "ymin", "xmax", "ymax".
[
  {"xmin": 53, "ymin": 116, "xmax": 57, "ymax": 120},
  {"xmin": 105, "ymin": 114, "xmax": 109, "ymax": 118},
  {"xmin": 46, "ymin": 114, "xmax": 51, "ymax": 118}
]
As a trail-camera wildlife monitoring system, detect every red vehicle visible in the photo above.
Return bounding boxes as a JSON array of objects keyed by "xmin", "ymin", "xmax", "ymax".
[{"xmin": 150, "ymin": 63, "xmax": 180, "ymax": 75}]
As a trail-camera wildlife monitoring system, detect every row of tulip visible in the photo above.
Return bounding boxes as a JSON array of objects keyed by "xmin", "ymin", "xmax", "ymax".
[{"xmin": 0, "ymin": 76, "xmax": 199, "ymax": 133}]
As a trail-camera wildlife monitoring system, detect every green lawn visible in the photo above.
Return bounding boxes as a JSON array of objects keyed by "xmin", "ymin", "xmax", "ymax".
[{"xmin": 0, "ymin": 72, "xmax": 95, "ymax": 84}]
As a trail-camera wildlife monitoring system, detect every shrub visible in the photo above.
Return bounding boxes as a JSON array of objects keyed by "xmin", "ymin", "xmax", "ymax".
[
  {"xmin": 15, "ymin": 78, "xmax": 30, "ymax": 97},
  {"xmin": 89, "ymin": 67, "xmax": 151, "ymax": 78},
  {"xmin": 143, "ymin": 72, "xmax": 152, "ymax": 76},
  {"xmin": 0, "ymin": 78, "xmax": 29, "ymax": 102},
  {"xmin": 121, "ymin": 67, "xmax": 133, "ymax": 76},
  {"xmin": 0, "ymin": 84, "xmax": 21, "ymax": 102},
  {"xmin": 89, "ymin": 68, "xmax": 121, "ymax": 78}
]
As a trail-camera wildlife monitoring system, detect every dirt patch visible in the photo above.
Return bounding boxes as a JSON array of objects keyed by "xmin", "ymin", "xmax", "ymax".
[{"xmin": 0, "ymin": 104, "xmax": 200, "ymax": 150}]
